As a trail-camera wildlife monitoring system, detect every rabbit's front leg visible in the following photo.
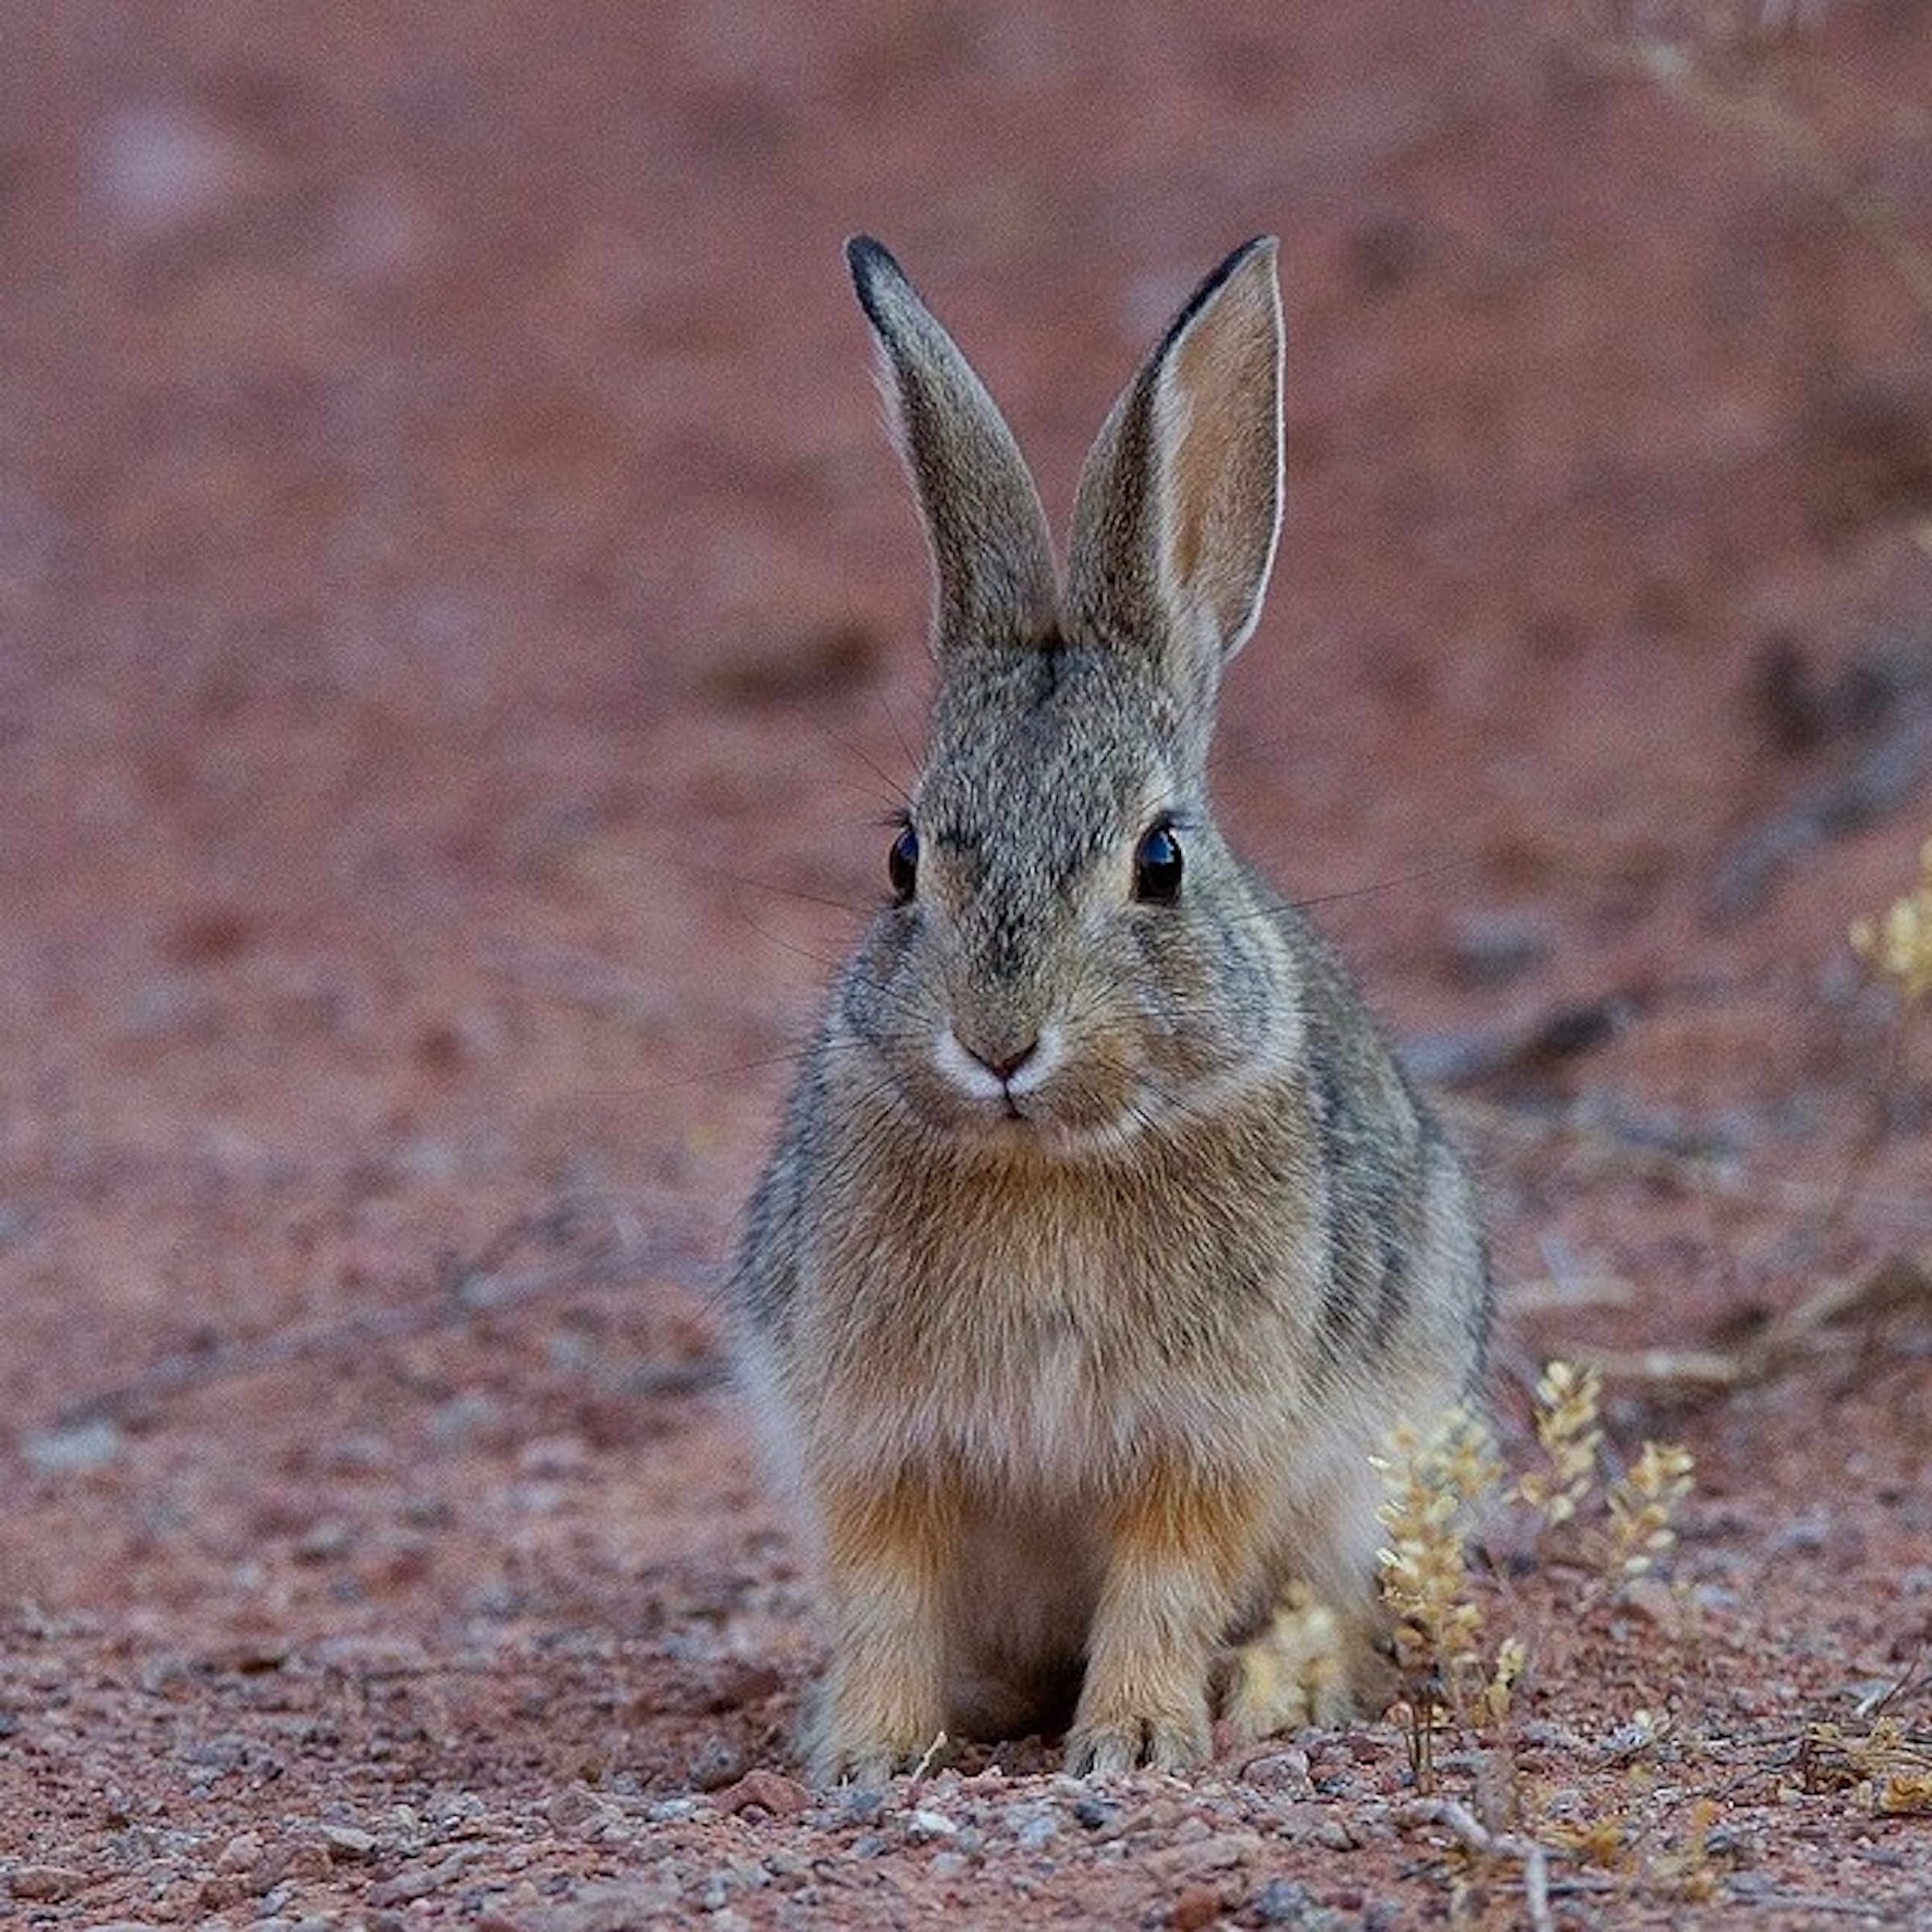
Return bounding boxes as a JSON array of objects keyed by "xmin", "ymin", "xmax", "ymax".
[
  {"xmin": 1066, "ymin": 1462, "xmax": 1260, "ymax": 1777},
  {"xmin": 807, "ymin": 1472, "xmax": 955, "ymax": 1785}
]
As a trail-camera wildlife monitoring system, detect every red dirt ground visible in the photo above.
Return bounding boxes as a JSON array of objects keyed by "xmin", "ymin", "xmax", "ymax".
[{"xmin": 5, "ymin": 3, "xmax": 1932, "ymax": 1926}]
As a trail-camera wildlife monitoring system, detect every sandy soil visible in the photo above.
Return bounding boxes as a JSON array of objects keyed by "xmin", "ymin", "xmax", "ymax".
[{"xmin": 5, "ymin": 2, "xmax": 1932, "ymax": 1926}]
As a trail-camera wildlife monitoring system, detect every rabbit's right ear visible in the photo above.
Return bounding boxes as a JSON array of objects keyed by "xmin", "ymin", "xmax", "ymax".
[
  {"xmin": 846, "ymin": 237, "xmax": 1060, "ymax": 655},
  {"xmin": 1066, "ymin": 238, "xmax": 1283, "ymax": 697}
]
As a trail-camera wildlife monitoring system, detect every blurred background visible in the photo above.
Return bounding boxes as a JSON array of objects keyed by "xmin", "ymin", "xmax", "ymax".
[{"xmin": 4, "ymin": 0, "xmax": 1930, "ymax": 1629}]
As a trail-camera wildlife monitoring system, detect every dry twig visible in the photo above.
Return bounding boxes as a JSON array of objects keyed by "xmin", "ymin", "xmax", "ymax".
[
  {"xmin": 42, "ymin": 1201, "xmax": 719, "ymax": 1432},
  {"xmin": 1397, "ymin": 1796, "xmax": 1558, "ymax": 1932}
]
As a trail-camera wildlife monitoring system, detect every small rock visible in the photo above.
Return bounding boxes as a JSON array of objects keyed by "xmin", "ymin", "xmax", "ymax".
[
  {"xmin": 1616, "ymin": 1574, "xmax": 1690, "ymax": 1636},
  {"xmin": 217, "ymin": 1830, "xmax": 264, "ymax": 1872},
  {"xmin": 261, "ymin": 1838, "xmax": 331, "ymax": 1888},
  {"xmin": 836, "ymin": 1787, "xmax": 886, "ymax": 1826},
  {"xmin": 1253, "ymin": 1876, "xmax": 1317, "ymax": 1926},
  {"xmin": 1014, "ymin": 1810, "xmax": 1058, "ymax": 1852},
  {"xmin": 93, "ymin": 101, "xmax": 248, "ymax": 235},
  {"xmin": 1146, "ymin": 1830, "xmax": 1261, "ymax": 1880},
  {"xmin": 1273, "ymin": 1800, "xmax": 1336, "ymax": 1843},
  {"xmin": 708, "ymin": 1769, "xmax": 811, "ymax": 1818},
  {"xmin": 1241, "ymin": 1745, "xmax": 1314, "ymax": 1794},
  {"xmin": 320, "ymin": 1823, "xmax": 380, "ymax": 1862},
  {"xmin": 22, "ymin": 1417, "xmax": 124, "ymax": 1475},
  {"xmin": 1070, "ymin": 1794, "xmax": 1121, "ymax": 1832},
  {"xmin": 905, "ymin": 1808, "xmax": 956, "ymax": 1843},
  {"xmin": 366, "ymin": 1847, "xmax": 475, "ymax": 1906},
  {"xmin": 1170, "ymin": 1882, "xmax": 1225, "ymax": 1931},
  {"xmin": 1447, "ymin": 910, "xmax": 1550, "ymax": 986},
  {"xmin": 689, "ymin": 1736, "xmax": 749, "ymax": 1791},
  {"xmin": 704, "ymin": 1660, "xmax": 785, "ymax": 1712},
  {"xmin": 6, "ymin": 1864, "xmax": 89, "ymax": 1901},
  {"xmin": 547, "ymin": 1784, "xmax": 609, "ymax": 1831},
  {"xmin": 292, "ymin": 1518, "xmax": 355, "ymax": 1563},
  {"xmin": 517, "ymin": 1434, "xmax": 588, "ymax": 1478}
]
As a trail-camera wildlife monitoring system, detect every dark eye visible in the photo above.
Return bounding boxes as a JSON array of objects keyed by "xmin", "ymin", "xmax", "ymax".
[
  {"xmin": 1133, "ymin": 822, "xmax": 1183, "ymax": 903},
  {"xmin": 888, "ymin": 822, "xmax": 919, "ymax": 902}
]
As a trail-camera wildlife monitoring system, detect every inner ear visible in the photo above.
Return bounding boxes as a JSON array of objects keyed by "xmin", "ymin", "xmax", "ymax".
[
  {"xmin": 1151, "ymin": 240, "xmax": 1283, "ymax": 659},
  {"xmin": 1064, "ymin": 238, "xmax": 1284, "ymax": 684}
]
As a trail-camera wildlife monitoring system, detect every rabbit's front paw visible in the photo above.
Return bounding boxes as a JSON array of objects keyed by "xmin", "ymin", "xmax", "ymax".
[
  {"xmin": 1064, "ymin": 1701, "xmax": 1211, "ymax": 1777},
  {"xmin": 808, "ymin": 1670, "xmax": 947, "ymax": 1789},
  {"xmin": 808, "ymin": 1736, "xmax": 911, "ymax": 1790}
]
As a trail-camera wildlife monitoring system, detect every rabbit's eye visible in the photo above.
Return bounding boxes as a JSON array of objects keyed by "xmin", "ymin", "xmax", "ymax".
[
  {"xmin": 1133, "ymin": 823, "xmax": 1183, "ymax": 903},
  {"xmin": 888, "ymin": 823, "xmax": 919, "ymax": 902}
]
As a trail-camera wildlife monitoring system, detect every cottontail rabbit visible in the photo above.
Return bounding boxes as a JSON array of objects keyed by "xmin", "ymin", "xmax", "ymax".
[{"xmin": 732, "ymin": 235, "xmax": 1489, "ymax": 1784}]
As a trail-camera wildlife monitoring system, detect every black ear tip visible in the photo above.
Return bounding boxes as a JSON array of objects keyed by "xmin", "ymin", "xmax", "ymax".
[
  {"xmin": 844, "ymin": 234, "xmax": 914, "ymax": 336},
  {"xmin": 844, "ymin": 233, "xmax": 899, "ymax": 292}
]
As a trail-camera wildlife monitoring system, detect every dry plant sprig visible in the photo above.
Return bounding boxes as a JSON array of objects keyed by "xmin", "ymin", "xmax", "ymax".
[
  {"xmin": 1798, "ymin": 1715, "xmax": 1932, "ymax": 1814},
  {"xmin": 1376, "ymin": 1406, "xmax": 1501, "ymax": 1704},
  {"xmin": 1515, "ymin": 1359, "xmax": 1605, "ymax": 1530},
  {"xmin": 1581, "ymin": 5, "xmax": 1932, "ymax": 323},
  {"xmin": 1601, "ymin": 1442, "xmax": 1698, "ymax": 1576},
  {"xmin": 1375, "ymin": 1406, "xmax": 1508, "ymax": 1789},
  {"xmin": 1375, "ymin": 1373, "xmax": 1698, "ymax": 1797},
  {"xmin": 1850, "ymin": 836, "xmax": 1932, "ymax": 1005}
]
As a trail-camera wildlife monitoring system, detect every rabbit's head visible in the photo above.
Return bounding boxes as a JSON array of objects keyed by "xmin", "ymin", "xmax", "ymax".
[{"xmin": 838, "ymin": 237, "xmax": 1297, "ymax": 1157}]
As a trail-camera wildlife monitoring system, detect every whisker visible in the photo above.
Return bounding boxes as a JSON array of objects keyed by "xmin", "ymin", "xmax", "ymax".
[{"xmin": 871, "ymin": 678, "xmax": 925, "ymax": 787}]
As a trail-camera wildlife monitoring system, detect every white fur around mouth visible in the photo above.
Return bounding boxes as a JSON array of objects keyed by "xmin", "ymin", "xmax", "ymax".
[{"xmin": 933, "ymin": 1019, "xmax": 1062, "ymax": 1108}]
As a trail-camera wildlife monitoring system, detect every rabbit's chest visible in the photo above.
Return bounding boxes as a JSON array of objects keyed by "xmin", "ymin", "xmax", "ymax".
[{"xmin": 839, "ymin": 1243, "xmax": 1232, "ymax": 1491}]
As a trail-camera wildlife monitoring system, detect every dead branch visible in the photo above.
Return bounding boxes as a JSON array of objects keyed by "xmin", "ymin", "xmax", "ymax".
[
  {"xmin": 41, "ymin": 1202, "xmax": 722, "ymax": 1433},
  {"xmin": 1397, "ymin": 1796, "xmax": 1557, "ymax": 1932},
  {"xmin": 1573, "ymin": 1253, "xmax": 1932, "ymax": 1393}
]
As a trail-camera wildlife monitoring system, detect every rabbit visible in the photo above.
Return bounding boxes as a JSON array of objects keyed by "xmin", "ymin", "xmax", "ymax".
[{"xmin": 730, "ymin": 233, "xmax": 1490, "ymax": 1785}]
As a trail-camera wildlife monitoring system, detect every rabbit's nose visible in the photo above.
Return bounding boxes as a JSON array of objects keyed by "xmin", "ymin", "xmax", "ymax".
[
  {"xmin": 972, "ymin": 1038, "xmax": 1038, "ymax": 1084},
  {"xmin": 952, "ymin": 1023, "xmax": 1041, "ymax": 1084},
  {"xmin": 935, "ymin": 1017, "xmax": 1054, "ymax": 1107}
]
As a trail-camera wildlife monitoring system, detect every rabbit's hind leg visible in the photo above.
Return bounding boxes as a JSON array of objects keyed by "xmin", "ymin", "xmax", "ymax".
[{"xmin": 1219, "ymin": 1582, "xmax": 1357, "ymax": 1737}]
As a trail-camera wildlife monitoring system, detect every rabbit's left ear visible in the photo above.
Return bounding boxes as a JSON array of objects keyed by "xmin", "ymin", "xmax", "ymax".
[
  {"xmin": 1066, "ymin": 238, "xmax": 1283, "ymax": 675},
  {"xmin": 846, "ymin": 236, "xmax": 1060, "ymax": 658}
]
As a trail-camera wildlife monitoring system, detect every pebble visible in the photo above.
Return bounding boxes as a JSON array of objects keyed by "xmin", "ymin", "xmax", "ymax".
[
  {"xmin": 1447, "ymin": 909, "xmax": 1550, "ymax": 986},
  {"xmin": 7, "ymin": 1864, "xmax": 89, "ymax": 1901},
  {"xmin": 320, "ymin": 1823, "xmax": 379, "ymax": 1861},
  {"xmin": 1252, "ymin": 1876, "xmax": 1316, "ymax": 1926},
  {"xmin": 1070, "ymin": 1794, "xmax": 1121, "ymax": 1831},
  {"xmin": 547, "ymin": 1785, "xmax": 609, "ymax": 1831},
  {"xmin": 21, "ymin": 1418, "xmax": 125, "ymax": 1476},
  {"xmin": 836, "ymin": 1787, "xmax": 886, "ymax": 1826},
  {"xmin": 905, "ymin": 1808, "xmax": 957, "ymax": 1843},
  {"xmin": 1616, "ymin": 1574, "xmax": 1689, "ymax": 1634},
  {"xmin": 1170, "ymin": 1882, "xmax": 1225, "ymax": 1931},
  {"xmin": 1014, "ymin": 1810, "xmax": 1059, "ymax": 1852},
  {"xmin": 688, "ymin": 1736, "xmax": 749, "ymax": 1790},
  {"xmin": 1241, "ymin": 1745, "xmax": 1315, "ymax": 1794},
  {"xmin": 92, "ymin": 101, "xmax": 246, "ymax": 235},
  {"xmin": 708, "ymin": 1769, "xmax": 811, "ymax": 1818},
  {"xmin": 1145, "ymin": 1829, "xmax": 1261, "ymax": 1880},
  {"xmin": 217, "ymin": 1830, "xmax": 264, "ymax": 1872},
  {"xmin": 365, "ymin": 1847, "xmax": 477, "ymax": 1905}
]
